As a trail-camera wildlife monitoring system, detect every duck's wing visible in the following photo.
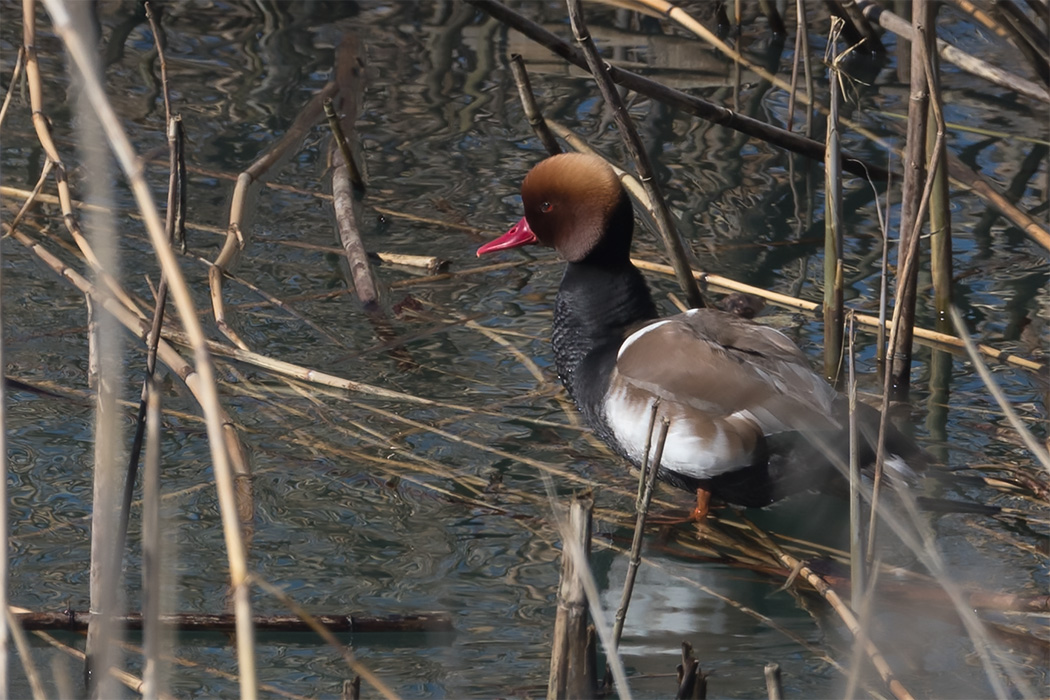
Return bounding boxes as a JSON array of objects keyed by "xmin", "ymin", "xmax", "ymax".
[
  {"xmin": 615, "ymin": 309, "xmax": 840, "ymax": 432},
  {"xmin": 603, "ymin": 308, "xmax": 842, "ymax": 479}
]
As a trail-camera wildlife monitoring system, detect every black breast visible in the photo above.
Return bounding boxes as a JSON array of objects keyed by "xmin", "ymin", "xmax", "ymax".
[{"xmin": 551, "ymin": 261, "xmax": 658, "ymax": 436}]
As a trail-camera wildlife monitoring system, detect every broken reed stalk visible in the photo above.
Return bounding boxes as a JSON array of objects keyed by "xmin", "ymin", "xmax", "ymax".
[
  {"xmin": 823, "ymin": 22, "xmax": 845, "ymax": 384},
  {"xmin": 509, "ymin": 54, "xmax": 562, "ymax": 156},
  {"xmin": 37, "ymin": 3, "xmax": 259, "ymax": 695},
  {"xmin": 834, "ymin": 0, "xmax": 886, "ymax": 53},
  {"xmin": 548, "ymin": 492, "xmax": 595, "ymax": 700},
  {"xmin": 888, "ymin": 0, "xmax": 932, "ymax": 402},
  {"xmin": 0, "ymin": 45, "xmax": 24, "ymax": 128},
  {"xmin": 854, "ymin": 0, "xmax": 1050, "ymax": 102},
  {"xmin": 763, "ymin": 662, "xmax": 782, "ymax": 700},
  {"xmin": 565, "ymin": 0, "xmax": 705, "ymax": 309},
  {"xmin": 676, "ymin": 642, "xmax": 705, "ymax": 699},
  {"xmin": 324, "ymin": 99, "xmax": 365, "ymax": 194}
]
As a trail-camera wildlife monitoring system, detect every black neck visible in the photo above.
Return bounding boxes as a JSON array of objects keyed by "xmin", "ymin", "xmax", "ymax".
[{"xmin": 551, "ymin": 260, "xmax": 658, "ymax": 415}]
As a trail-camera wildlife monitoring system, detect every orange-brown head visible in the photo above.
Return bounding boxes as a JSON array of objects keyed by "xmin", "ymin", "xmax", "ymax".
[{"xmin": 478, "ymin": 153, "xmax": 634, "ymax": 264}]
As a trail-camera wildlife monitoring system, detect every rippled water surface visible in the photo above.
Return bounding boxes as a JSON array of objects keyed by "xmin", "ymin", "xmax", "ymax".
[{"xmin": 2, "ymin": 1, "xmax": 1047, "ymax": 697}]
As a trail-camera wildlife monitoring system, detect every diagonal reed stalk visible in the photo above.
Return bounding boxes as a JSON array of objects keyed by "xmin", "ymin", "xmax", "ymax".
[{"xmin": 566, "ymin": 0, "xmax": 705, "ymax": 309}]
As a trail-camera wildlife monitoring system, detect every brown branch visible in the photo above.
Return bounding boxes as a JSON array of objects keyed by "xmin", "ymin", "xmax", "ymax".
[{"xmin": 14, "ymin": 610, "xmax": 453, "ymax": 634}]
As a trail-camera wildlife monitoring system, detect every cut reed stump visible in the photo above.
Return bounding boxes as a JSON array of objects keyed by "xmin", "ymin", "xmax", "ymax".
[
  {"xmin": 676, "ymin": 642, "xmax": 706, "ymax": 699},
  {"xmin": 548, "ymin": 492, "xmax": 595, "ymax": 700}
]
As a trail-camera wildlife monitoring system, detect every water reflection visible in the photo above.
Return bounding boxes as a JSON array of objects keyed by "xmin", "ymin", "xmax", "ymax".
[{"xmin": 3, "ymin": 0, "xmax": 1046, "ymax": 697}]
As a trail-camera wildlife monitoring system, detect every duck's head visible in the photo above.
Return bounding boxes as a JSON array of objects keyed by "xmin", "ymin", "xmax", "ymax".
[{"xmin": 478, "ymin": 153, "xmax": 634, "ymax": 264}]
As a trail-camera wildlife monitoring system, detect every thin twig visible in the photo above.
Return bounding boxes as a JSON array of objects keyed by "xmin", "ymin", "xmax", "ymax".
[
  {"xmin": 949, "ymin": 307, "xmax": 1050, "ymax": 473},
  {"xmin": 611, "ymin": 413, "xmax": 668, "ymax": 652},
  {"xmin": 0, "ymin": 45, "xmax": 25, "ymax": 128},
  {"xmin": 565, "ymin": 0, "xmax": 705, "ymax": 309}
]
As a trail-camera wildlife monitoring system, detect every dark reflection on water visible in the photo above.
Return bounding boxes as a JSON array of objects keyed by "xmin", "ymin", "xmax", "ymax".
[{"xmin": 3, "ymin": 0, "xmax": 1047, "ymax": 697}]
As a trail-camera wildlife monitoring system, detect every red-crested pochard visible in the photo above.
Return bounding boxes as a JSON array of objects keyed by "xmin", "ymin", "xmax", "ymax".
[{"xmin": 478, "ymin": 153, "xmax": 926, "ymax": 521}]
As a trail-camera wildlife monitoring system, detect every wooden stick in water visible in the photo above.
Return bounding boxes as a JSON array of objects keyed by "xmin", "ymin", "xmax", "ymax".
[
  {"xmin": 548, "ymin": 492, "xmax": 595, "ymax": 700},
  {"xmin": 509, "ymin": 54, "xmax": 562, "ymax": 157}
]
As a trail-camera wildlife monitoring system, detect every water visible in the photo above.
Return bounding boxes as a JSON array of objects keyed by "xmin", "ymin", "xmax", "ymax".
[{"xmin": 2, "ymin": 1, "xmax": 1047, "ymax": 697}]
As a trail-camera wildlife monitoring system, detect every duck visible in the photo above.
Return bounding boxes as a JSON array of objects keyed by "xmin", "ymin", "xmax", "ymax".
[{"xmin": 477, "ymin": 152, "xmax": 927, "ymax": 522}]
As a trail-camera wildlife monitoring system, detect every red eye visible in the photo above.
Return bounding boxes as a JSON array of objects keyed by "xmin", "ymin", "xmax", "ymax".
[{"xmin": 540, "ymin": 201, "xmax": 553, "ymax": 213}]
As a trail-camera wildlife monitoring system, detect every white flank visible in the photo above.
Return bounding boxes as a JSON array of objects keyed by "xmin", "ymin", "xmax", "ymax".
[
  {"xmin": 884, "ymin": 453, "xmax": 918, "ymax": 481},
  {"xmin": 602, "ymin": 386, "xmax": 746, "ymax": 479}
]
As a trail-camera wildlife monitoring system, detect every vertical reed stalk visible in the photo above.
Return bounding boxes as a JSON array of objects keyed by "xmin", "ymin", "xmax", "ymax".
[
  {"xmin": 788, "ymin": 0, "xmax": 815, "ymax": 136},
  {"xmin": 68, "ymin": 1, "xmax": 126, "ymax": 693},
  {"xmin": 0, "ymin": 108, "xmax": 7, "ymax": 700},
  {"xmin": 118, "ymin": 2, "xmax": 182, "ymax": 582},
  {"xmin": 893, "ymin": 0, "xmax": 911, "ymax": 82},
  {"xmin": 925, "ymin": 7, "xmax": 953, "ymax": 460},
  {"xmin": 926, "ymin": 32, "xmax": 952, "ymax": 326},
  {"xmin": 846, "ymin": 312, "xmax": 864, "ymax": 610},
  {"xmin": 39, "ymin": 2, "xmax": 259, "ymax": 695},
  {"xmin": 889, "ymin": 0, "xmax": 932, "ymax": 401},
  {"xmin": 548, "ymin": 492, "xmax": 595, "ymax": 700},
  {"xmin": 141, "ymin": 379, "xmax": 163, "ymax": 700},
  {"xmin": 876, "ymin": 161, "xmax": 892, "ymax": 365},
  {"xmin": 823, "ymin": 21, "xmax": 845, "ymax": 384}
]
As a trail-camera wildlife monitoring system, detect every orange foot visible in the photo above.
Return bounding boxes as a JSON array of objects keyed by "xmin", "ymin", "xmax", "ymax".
[{"xmin": 645, "ymin": 488, "xmax": 713, "ymax": 526}]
